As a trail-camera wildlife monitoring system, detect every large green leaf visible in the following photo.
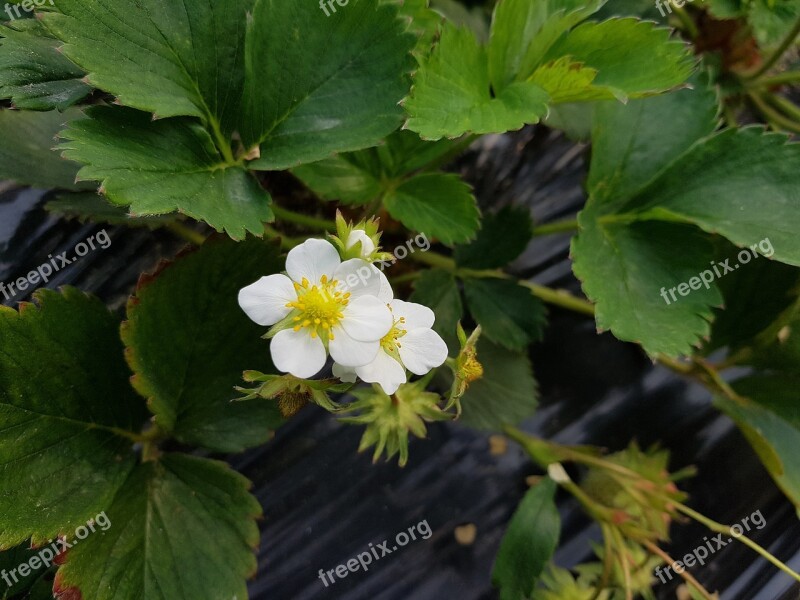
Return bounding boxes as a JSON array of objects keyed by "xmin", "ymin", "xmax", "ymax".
[
  {"xmin": 46, "ymin": 192, "xmax": 177, "ymax": 229},
  {"xmin": 58, "ymin": 106, "xmax": 272, "ymax": 240},
  {"xmin": 46, "ymin": 0, "xmax": 253, "ymax": 133},
  {"xmin": 383, "ymin": 172, "xmax": 480, "ymax": 245},
  {"xmin": 0, "ymin": 288, "xmax": 145, "ymax": 548},
  {"xmin": 454, "ymin": 205, "xmax": 533, "ymax": 270},
  {"xmin": 0, "ymin": 108, "xmax": 86, "ymax": 190},
  {"xmin": 715, "ymin": 376, "xmax": 800, "ymax": 509},
  {"xmin": 242, "ymin": 0, "xmax": 415, "ymax": 170},
  {"xmin": 459, "ymin": 339, "xmax": 539, "ymax": 430},
  {"xmin": 0, "ymin": 20, "xmax": 90, "ymax": 111},
  {"xmin": 122, "ymin": 237, "xmax": 284, "ymax": 453},
  {"xmin": 409, "ymin": 268, "xmax": 464, "ymax": 352},
  {"xmin": 463, "ymin": 278, "xmax": 546, "ymax": 351},
  {"xmin": 404, "ymin": 23, "xmax": 550, "ymax": 139},
  {"xmin": 492, "ymin": 477, "xmax": 560, "ymax": 600},
  {"xmin": 55, "ymin": 453, "xmax": 261, "ymax": 600},
  {"xmin": 572, "ymin": 205, "xmax": 722, "ymax": 356}
]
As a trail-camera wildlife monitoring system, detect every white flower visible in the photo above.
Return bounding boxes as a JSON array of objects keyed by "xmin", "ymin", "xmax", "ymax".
[
  {"xmin": 346, "ymin": 229, "xmax": 376, "ymax": 259},
  {"xmin": 333, "ymin": 297, "xmax": 448, "ymax": 395},
  {"xmin": 238, "ymin": 239, "xmax": 393, "ymax": 379}
]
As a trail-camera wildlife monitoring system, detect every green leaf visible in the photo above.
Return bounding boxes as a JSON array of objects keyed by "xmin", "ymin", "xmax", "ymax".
[
  {"xmin": 715, "ymin": 376, "xmax": 800, "ymax": 509},
  {"xmin": 46, "ymin": 192, "xmax": 177, "ymax": 229},
  {"xmin": 487, "ymin": 0, "xmax": 606, "ymax": 90},
  {"xmin": 0, "ymin": 19, "xmax": 90, "ymax": 111},
  {"xmin": 58, "ymin": 106, "xmax": 272, "ymax": 240},
  {"xmin": 0, "ymin": 107, "xmax": 86, "ymax": 190},
  {"xmin": 464, "ymin": 279, "xmax": 546, "ymax": 351},
  {"xmin": 747, "ymin": 0, "xmax": 800, "ymax": 47},
  {"xmin": 542, "ymin": 18, "xmax": 694, "ymax": 101},
  {"xmin": 398, "ymin": 0, "xmax": 443, "ymax": 58},
  {"xmin": 383, "ymin": 172, "xmax": 480, "ymax": 245},
  {"xmin": 572, "ymin": 205, "xmax": 722, "ymax": 356},
  {"xmin": 0, "ymin": 288, "xmax": 145, "ymax": 548},
  {"xmin": 292, "ymin": 129, "xmax": 462, "ymax": 205},
  {"xmin": 122, "ymin": 237, "xmax": 285, "ymax": 453},
  {"xmin": 46, "ymin": 0, "xmax": 253, "ymax": 133},
  {"xmin": 588, "ymin": 74, "xmax": 720, "ymax": 207},
  {"xmin": 622, "ymin": 128, "xmax": 800, "ymax": 267},
  {"xmin": 492, "ymin": 477, "xmax": 560, "ymax": 600},
  {"xmin": 404, "ymin": 23, "xmax": 550, "ymax": 139},
  {"xmin": 409, "ymin": 268, "xmax": 464, "ymax": 352},
  {"xmin": 459, "ymin": 339, "xmax": 539, "ymax": 430},
  {"xmin": 0, "ymin": 545, "xmax": 50, "ymax": 596},
  {"xmin": 242, "ymin": 0, "xmax": 415, "ymax": 170},
  {"xmin": 529, "ymin": 57, "xmax": 603, "ymax": 103},
  {"xmin": 55, "ymin": 453, "xmax": 261, "ymax": 600},
  {"xmin": 454, "ymin": 205, "xmax": 533, "ymax": 269}
]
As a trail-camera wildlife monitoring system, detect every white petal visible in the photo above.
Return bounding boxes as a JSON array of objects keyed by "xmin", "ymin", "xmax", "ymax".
[
  {"xmin": 376, "ymin": 268, "xmax": 394, "ymax": 303},
  {"xmin": 270, "ymin": 328, "xmax": 327, "ymax": 379},
  {"xmin": 356, "ymin": 350, "xmax": 407, "ymax": 395},
  {"xmin": 398, "ymin": 328, "xmax": 449, "ymax": 376},
  {"xmin": 346, "ymin": 230, "xmax": 376, "ymax": 258},
  {"xmin": 390, "ymin": 299, "xmax": 434, "ymax": 330},
  {"xmin": 329, "ymin": 328, "xmax": 381, "ymax": 368},
  {"xmin": 334, "ymin": 259, "xmax": 384, "ymax": 298},
  {"xmin": 332, "ymin": 362, "xmax": 358, "ymax": 383},
  {"xmin": 286, "ymin": 239, "xmax": 340, "ymax": 284},
  {"xmin": 340, "ymin": 295, "xmax": 393, "ymax": 342},
  {"xmin": 238, "ymin": 274, "xmax": 296, "ymax": 326}
]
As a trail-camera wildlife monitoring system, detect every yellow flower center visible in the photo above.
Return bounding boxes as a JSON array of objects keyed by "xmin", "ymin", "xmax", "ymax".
[
  {"xmin": 380, "ymin": 317, "xmax": 407, "ymax": 353},
  {"xmin": 286, "ymin": 275, "xmax": 350, "ymax": 340}
]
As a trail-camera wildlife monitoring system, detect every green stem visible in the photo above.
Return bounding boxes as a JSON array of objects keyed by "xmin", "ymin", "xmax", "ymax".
[
  {"xmin": 749, "ymin": 92, "xmax": 800, "ymax": 134},
  {"xmin": 165, "ymin": 221, "xmax": 207, "ymax": 246},
  {"xmin": 208, "ymin": 116, "xmax": 236, "ymax": 165},
  {"xmin": 747, "ymin": 16, "xmax": 800, "ymax": 80},
  {"xmin": 675, "ymin": 502, "xmax": 800, "ymax": 583},
  {"xmin": 519, "ymin": 281, "xmax": 596, "ymax": 316},
  {"xmin": 751, "ymin": 70, "xmax": 800, "ymax": 88},
  {"xmin": 534, "ymin": 218, "xmax": 580, "ymax": 236},
  {"xmin": 766, "ymin": 92, "xmax": 800, "ymax": 122},
  {"xmin": 264, "ymin": 224, "xmax": 302, "ymax": 250},
  {"xmin": 390, "ymin": 271, "xmax": 422, "ymax": 285},
  {"xmin": 642, "ymin": 540, "xmax": 716, "ymax": 600},
  {"xmin": 672, "ymin": 5, "xmax": 699, "ymax": 40},
  {"xmin": 271, "ymin": 205, "xmax": 336, "ymax": 231}
]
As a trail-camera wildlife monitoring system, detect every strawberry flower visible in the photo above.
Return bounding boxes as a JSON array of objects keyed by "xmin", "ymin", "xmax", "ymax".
[{"xmin": 239, "ymin": 239, "xmax": 393, "ymax": 379}]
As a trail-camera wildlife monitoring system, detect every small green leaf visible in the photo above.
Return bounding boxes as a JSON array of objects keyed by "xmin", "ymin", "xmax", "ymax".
[
  {"xmin": 46, "ymin": 0, "xmax": 253, "ymax": 133},
  {"xmin": 404, "ymin": 23, "xmax": 550, "ymax": 139},
  {"xmin": 464, "ymin": 278, "xmax": 546, "ymax": 350},
  {"xmin": 383, "ymin": 172, "xmax": 480, "ymax": 245},
  {"xmin": 399, "ymin": 0, "xmax": 443, "ymax": 58},
  {"xmin": 0, "ymin": 19, "xmax": 90, "ymax": 111},
  {"xmin": 715, "ymin": 376, "xmax": 800, "ymax": 509},
  {"xmin": 55, "ymin": 454, "xmax": 261, "ymax": 600},
  {"xmin": 243, "ymin": 0, "xmax": 415, "ymax": 170},
  {"xmin": 492, "ymin": 477, "xmax": 560, "ymax": 600},
  {"xmin": 459, "ymin": 339, "xmax": 539, "ymax": 430},
  {"xmin": 46, "ymin": 192, "xmax": 177, "ymax": 229},
  {"xmin": 572, "ymin": 205, "xmax": 722, "ymax": 356},
  {"xmin": 409, "ymin": 268, "xmax": 464, "ymax": 352},
  {"xmin": 0, "ymin": 107, "xmax": 87, "ymax": 190},
  {"xmin": 58, "ymin": 106, "xmax": 272, "ymax": 240},
  {"xmin": 543, "ymin": 18, "xmax": 694, "ymax": 101},
  {"xmin": 454, "ymin": 205, "xmax": 533, "ymax": 269},
  {"xmin": 122, "ymin": 237, "xmax": 285, "ymax": 453},
  {"xmin": 0, "ymin": 288, "xmax": 146, "ymax": 548}
]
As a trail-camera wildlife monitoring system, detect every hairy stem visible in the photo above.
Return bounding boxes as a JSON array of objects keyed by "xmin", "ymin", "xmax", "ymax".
[
  {"xmin": 642, "ymin": 540, "xmax": 716, "ymax": 600},
  {"xmin": 747, "ymin": 16, "xmax": 800, "ymax": 80}
]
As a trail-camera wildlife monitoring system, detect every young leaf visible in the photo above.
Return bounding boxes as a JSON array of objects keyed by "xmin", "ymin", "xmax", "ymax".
[
  {"xmin": 54, "ymin": 454, "xmax": 262, "ymax": 600},
  {"xmin": 492, "ymin": 477, "xmax": 560, "ymax": 600},
  {"xmin": 463, "ymin": 278, "xmax": 546, "ymax": 351},
  {"xmin": 454, "ymin": 205, "xmax": 533, "ymax": 269},
  {"xmin": 0, "ymin": 107, "xmax": 87, "ymax": 190},
  {"xmin": 242, "ymin": 0, "xmax": 415, "ymax": 170},
  {"xmin": 46, "ymin": 0, "xmax": 253, "ymax": 133},
  {"xmin": 409, "ymin": 268, "xmax": 464, "ymax": 351},
  {"xmin": 0, "ymin": 288, "xmax": 146, "ymax": 548},
  {"xmin": 58, "ymin": 106, "xmax": 272, "ymax": 240},
  {"xmin": 715, "ymin": 376, "xmax": 800, "ymax": 509},
  {"xmin": 404, "ymin": 23, "xmax": 550, "ymax": 140},
  {"xmin": 0, "ymin": 19, "xmax": 90, "ymax": 111},
  {"xmin": 122, "ymin": 237, "xmax": 285, "ymax": 453},
  {"xmin": 459, "ymin": 339, "xmax": 539, "ymax": 430},
  {"xmin": 383, "ymin": 172, "xmax": 480, "ymax": 245},
  {"xmin": 45, "ymin": 192, "xmax": 178, "ymax": 229}
]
